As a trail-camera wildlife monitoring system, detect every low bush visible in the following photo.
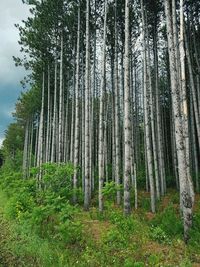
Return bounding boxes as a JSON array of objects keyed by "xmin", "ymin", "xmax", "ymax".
[
  {"xmin": 1, "ymin": 163, "xmax": 83, "ymax": 247},
  {"xmin": 151, "ymin": 204, "xmax": 183, "ymax": 237},
  {"xmin": 149, "ymin": 226, "xmax": 170, "ymax": 244}
]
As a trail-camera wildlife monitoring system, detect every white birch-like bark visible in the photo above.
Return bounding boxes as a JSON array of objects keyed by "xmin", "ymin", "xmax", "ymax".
[
  {"xmin": 46, "ymin": 64, "xmax": 51, "ymax": 162},
  {"xmin": 73, "ymin": 4, "xmax": 80, "ymax": 203},
  {"xmin": 82, "ymin": 72, "xmax": 85, "ymax": 192},
  {"xmin": 84, "ymin": 0, "xmax": 90, "ymax": 210},
  {"xmin": 58, "ymin": 33, "xmax": 64, "ymax": 163},
  {"xmin": 165, "ymin": 0, "xmax": 194, "ymax": 241},
  {"xmin": 51, "ymin": 61, "xmax": 58, "ymax": 163},
  {"xmin": 185, "ymin": 32, "xmax": 200, "ymax": 150},
  {"xmin": 70, "ymin": 64, "xmax": 75, "ymax": 162},
  {"xmin": 37, "ymin": 71, "xmax": 45, "ymax": 189},
  {"xmin": 153, "ymin": 30, "xmax": 165, "ymax": 196},
  {"xmin": 190, "ymin": 94, "xmax": 199, "ymax": 192},
  {"xmin": 141, "ymin": 0, "xmax": 155, "ymax": 213},
  {"xmin": 114, "ymin": 0, "xmax": 121, "ymax": 205},
  {"xmin": 179, "ymin": 0, "xmax": 190, "ymax": 184},
  {"xmin": 64, "ymin": 93, "xmax": 69, "ymax": 162},
  {"xmin": 28, "ymin": 119, "xmax": 34, "ymax": 177},
  {"xmin": 146, "ymin": 24, "xmax": 160, "ymax": 200},
  {"xmin": 124, "ymin": 0, "xmax": 131, "ymax": 215},
  {"xmin": 98, "ymin": 0, "xmax": 108, "ymax": 212},
  {"xmin": 23, "ymin": 120, "xmax": 29, "ymax": 179},
  {"xmin": 34, "ymin": 116, "xmax": 39, "ymax": 167}
]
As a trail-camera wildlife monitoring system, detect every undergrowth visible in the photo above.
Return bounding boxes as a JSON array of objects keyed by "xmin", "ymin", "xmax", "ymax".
[{"xmin": 0, "ymin": 166, "xmax": 199, "ymax": 266}]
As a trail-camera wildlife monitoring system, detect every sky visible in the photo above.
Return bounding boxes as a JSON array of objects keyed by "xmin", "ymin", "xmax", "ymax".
[{"xmin": 0, "ymin": 0, "xmax": 31, "ymax": 147}]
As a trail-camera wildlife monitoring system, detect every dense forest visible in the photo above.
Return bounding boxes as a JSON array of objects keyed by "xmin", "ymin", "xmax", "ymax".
[{"xmin": 0, "ymin": 0, "xmax": 200, "ymax": 266}]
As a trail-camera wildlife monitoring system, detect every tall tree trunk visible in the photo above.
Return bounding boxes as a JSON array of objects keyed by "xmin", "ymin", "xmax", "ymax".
[
  {"xmin": 141, "ymin": 0, "xmax": 156, "ymax": 213},
  {"xmin": 37, "ymin": 71, "xmax": 45, "ymax": 189},
  {"xmin": 98, "ymin": 0, "xmax": 108, "ymax": 212},
  {"xmin": 51, "ymin": 61, "xmax": 58, "ymax": 163},
  {"xmin": 114, "ymin": 0, "xmax": 121, "ymax": 205},
  {"xmin": 185, "ymin": 32, "xmax": 200, "ymax": 150},
  {"xmin": 124, "ymin": 0, "xmax": 131, "ymax": 215},
  {"xmin": 23, "ymin": 119, "xmax": 29, "ymax": 179},
  {"xmin": 153, "ymin": 27, "xmax": 165, "ymax": 196},
  {"xmin": 146, "ymin": 23, "xmax": 160, "ymax": 200},
  {"xmin": 164, "ymin": 0, "xmax": 194, "ymax": 241},
  {"xmin": 84, "ymin": 0, "xmax": 90, "ymax": 210},
  {"xmin": 46, "ymin": 64, "xmax": 51, "ymax": 163},
  {"xmin": 58, "ymin": 33, "xmax": 64, "ymax": 163},
  {"xmin": 73, "ymin": 4, "xmax": 80, "ymax": 203}
]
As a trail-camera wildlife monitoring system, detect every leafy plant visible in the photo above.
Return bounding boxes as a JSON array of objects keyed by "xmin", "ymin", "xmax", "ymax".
[
  {"xmin": 151, "ymin": 204, "xmax": 183, "ymax": 237},
  {"xmin": 102, "ymin": 181, "xmax": 123, "ymax": 202},
  {"xmin": 5, "ymin": 191, "xmax": 35, "ymax": 220},
  {"xmin": 149, "ymin": 226, "xmax": 170, "ymax": 244},
  {"xmin": 103, "ymin": 227, "xmax": 128, "ymax": 249}
]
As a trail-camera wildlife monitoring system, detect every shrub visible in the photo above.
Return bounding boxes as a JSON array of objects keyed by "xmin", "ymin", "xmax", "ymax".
[
  {"xmin": 149, "ymin": 226, "xmax": 170, "ymax": 244},
  {"xmin": 55, "ymin": 219, "xmax": 82, "ymax": 244},
  {"xmin": 102, "ymin": 181, "xmax": 122, "ymax": 203},
  {"xmin": 151, "ymin": 204, "xmax": 183, "ymax": 237},
  {"xmin": 140, "ymin": 197, "xmax": 150, "ymax": 211},
  {"xmin": 189, "ymin": 209, "xmax": 200, "ymax": 251},
  {"xmin": 103, "ymin": 227, "xmax": 128, "ymax": 249},
  {"xmin": 5, "ymin": 191, "xmax": 35, "ymax": 220}
]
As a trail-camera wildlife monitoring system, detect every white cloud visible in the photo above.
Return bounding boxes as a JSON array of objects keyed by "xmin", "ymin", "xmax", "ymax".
[
  {"xmin": 0, "ymin": 137, "xmax": 4, "ymax": 148},
  {"xmin": 0, "ymin": 0, "xmax": 30, "ymax": 87},
  {"xmin": 0, "ymin": 0, "xmax": 31, "ymax": 141}
]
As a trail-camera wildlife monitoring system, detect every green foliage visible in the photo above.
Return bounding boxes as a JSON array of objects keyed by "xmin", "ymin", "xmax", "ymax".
[
  {"xmin": 0, "ymin": 165, "xmax": 199, "ymax": 266},
  {"xmin": 136, "ymin": 166, "xmax": 146, "ymax": 189},
  {"xmin": 149, "ymin": 226, "xmax": 170, "ymax": 244},
  {"xmin": 189, "ymin": 205, "xmax": 200, "ymax": 251},
  {"xmin": 32, "ymin": 162, "xmax": 74, "ymax": 195},
  {"xmin": 151, "ymin": 204, "xmax": 183, "ymax": 237},
  {"xmin": 170, "ymin": 191, "xmax": 179, "ymax": 204},
  {"xmin": 1, "ymin": 150, "xmax": 23, "ymax": 173},
  {"xmin": 1, "ymin": 123, "xmax": 24, "ymax": 172},
  {"xmin": 148, "ymin": 254, "xmax": 162, "ymax": 266},
  {"xmin": 0, "ymin": 163, "xmax": 83, "ymax": 251},
  {"xmin": 55, "ymin": 219, "xmax": 82, "ymax": 244},
  {"xmin": 179, "ymin": 258, "xmax": 193, "ymax": 267},
  {"xmin": 5, "ymin": 191, "xmax": 35, "ymax": 220},
  {"xmin": 132, "ymin": 262, "xmax": 145, "ymax": 267},
  {"xmin": 139, "ymin": 197, "xmax": 151, "ymax": 211},
  {"xmin": 103, "ymin": 227, "xmax": 128, "ymax": 249},
  {"xmin": 102, "ymin": 181, "xmax": 123, "ymax": 203},
  {"xmin": 166, "ymin": 174, "xmax": 177, "ymax": 187},
  {"xmin": 124, "ymin": 260, "xmax": 145, "ymax": 267}
]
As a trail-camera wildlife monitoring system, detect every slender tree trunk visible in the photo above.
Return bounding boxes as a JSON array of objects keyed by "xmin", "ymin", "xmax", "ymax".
[
  {"xmin": 58, "ymin": 33, "xmax": 64, "ymax": 163},
  {"xmin": 141, "ymin": 0, "xmax": 155, "ymax": 213},
  {"xmin": 124, "ymin": 0, "xmax": 131, "ymax": 215},
  {"xmin": 165, "ymin": 0, "xmax": 194, "ymax": 241},
  {"xmin": 28, "ymin": 119, "xmax": 34, "ymax": 177},
  {"xmin": 146, "ymin": 24, "xmax": 160, "ymax": 200},
  {"xmin": 34, "ymin": 116, "xmax": 39, "ymax": 167},
  {"xmin": 84, "ymin": 0, "xmax": 90, "ymax": 210},
  {"xmin": 190, "ymin": 93, "xmax": 199, "ymax": 192},
  {"xmin": 23, "ymin": 119, "xmax": 29, "ymax": 179},
  {"xmin": 46, "ymin": 64, "xmax": 51, "ymax": 162},
  {"xmin": 114, "ymin": 0, "xmax": 121, "ymax": 205},
  {"xmin": 51, "ymin": 61, "xmax": 58, "ymax": 163},
  {"xmin": 37, "ymin": 71, "xmax": 45, "ymax": 189},
  {"xmin": 73, "ymin": 5, "xmax": 80, "ymax": 203},
  {"xmin": 153, "ymin": 27, "xmax": 165, "ymax": 196},
  {"xmin": 185, "ymin": 32, "xmax": 200, "ymax": 150},
  {"xmin": 98, "ymin": 0, "xmax": 108, "ymax": 212}
]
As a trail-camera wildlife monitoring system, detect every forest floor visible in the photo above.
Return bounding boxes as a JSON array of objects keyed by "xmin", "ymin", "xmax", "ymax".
[{"xmin": 0, "ymin": 187, "xmax": 200, "ymax": 267}]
